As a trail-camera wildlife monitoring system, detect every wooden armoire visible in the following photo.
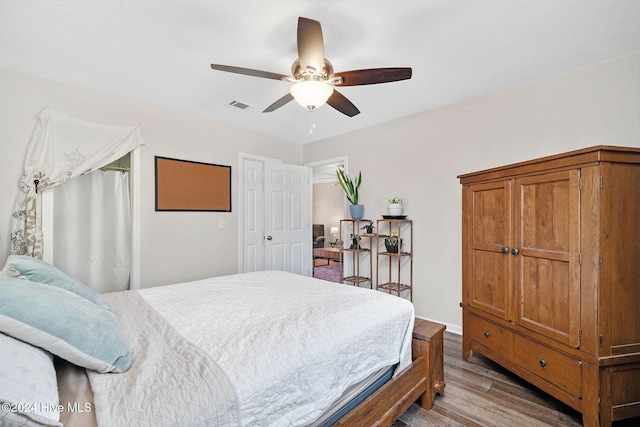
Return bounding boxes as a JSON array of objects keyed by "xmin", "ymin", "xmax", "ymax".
[{"xmin": 459, "ymin": 146, "xmax": 640, "ymax": 427}]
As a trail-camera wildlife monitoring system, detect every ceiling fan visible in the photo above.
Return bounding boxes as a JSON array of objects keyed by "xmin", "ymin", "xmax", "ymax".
[{"xmin": 210, "ymin": 17, "xmax": 412, "ymax": 117}]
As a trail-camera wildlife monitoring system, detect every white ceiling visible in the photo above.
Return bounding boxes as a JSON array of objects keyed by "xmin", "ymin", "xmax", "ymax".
[{"xmin": 1, "ymin": 1, "xmax": 639, "ymax": 144}]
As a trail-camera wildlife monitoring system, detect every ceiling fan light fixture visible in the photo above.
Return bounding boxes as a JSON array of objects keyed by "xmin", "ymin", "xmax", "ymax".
[{"xmin": 290, "ymin": 80, "xmax": 334, "ymax": 110}]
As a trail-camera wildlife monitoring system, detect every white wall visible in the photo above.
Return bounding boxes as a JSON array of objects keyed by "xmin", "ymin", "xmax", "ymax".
[
  {"xmin": 0, "ymin": 67, "xmax": 303, "ymax": 287},
  {"xmin": 303, "ymin": 53, "xmax": 640, "ymax": 333}
]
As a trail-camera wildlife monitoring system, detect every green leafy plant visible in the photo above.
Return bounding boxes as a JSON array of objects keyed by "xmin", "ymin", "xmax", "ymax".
[
  {"xmin": 389, "ymin": 230, "xmax": 399, "ymax": 237},
  {"xmin": 336, "ymin": 169, "xmax": 362, "ymax": 205},
  {"xmin": 361, "ymin": 223, "xmax": 375, "ymax": 234},
  {"xmin": 387, "ymin": 196, "xmax": 407, "ymax": 205},
  {"xmin": 378, "ymin": 196, "xmax": 408, "ymax": 205}
]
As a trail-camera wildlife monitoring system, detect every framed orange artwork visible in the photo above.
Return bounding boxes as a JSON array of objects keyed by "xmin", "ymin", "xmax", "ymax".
[{"xmin": 155, "ymin": 156, "xmax": 231, "ymax": 212}]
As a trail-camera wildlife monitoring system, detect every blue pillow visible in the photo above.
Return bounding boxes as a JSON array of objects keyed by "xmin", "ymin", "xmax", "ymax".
[
  {"xmin": 2, "ymin": 255, "xmax": 111, "ymax": 310},
  {"xmin": 0, "ymin": 278, "xmax": 131, "ymax": 373}
]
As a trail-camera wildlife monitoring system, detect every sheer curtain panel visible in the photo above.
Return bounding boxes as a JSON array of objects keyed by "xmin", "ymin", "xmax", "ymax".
[{"xmin": 53, "ymin": 170, "xmax": 131, "ymax": 293}]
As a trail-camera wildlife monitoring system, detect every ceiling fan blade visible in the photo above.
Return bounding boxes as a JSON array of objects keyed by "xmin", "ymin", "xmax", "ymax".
[
  {"xmin": 326, "ymin": 90, "xmax": 360, "ymax": 117},
  {"xmin": 263, "ymin": 93, "xmax": 294, "ymax": 113},
  {"xmin": 332, "ymin": 67, "xmax": 412, "ymax": 86},
  {"xmin": 210, "ymin": 64, "xmax": 289, "ymax": 81},
  {"xmin": 297, "ymin": 17, "xmax": 325, "ymax": 74}
]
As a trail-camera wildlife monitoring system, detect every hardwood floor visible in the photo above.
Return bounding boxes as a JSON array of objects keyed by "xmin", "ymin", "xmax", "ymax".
[{"xmin": 392, "ymin": 332, "xmax": 640, "ymax": 427}]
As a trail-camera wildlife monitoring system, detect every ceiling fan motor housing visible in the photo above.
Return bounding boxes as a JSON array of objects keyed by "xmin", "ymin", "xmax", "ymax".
[{"xmin": 291, "ymin": 59, "xmax": 336, "ymax": 83}]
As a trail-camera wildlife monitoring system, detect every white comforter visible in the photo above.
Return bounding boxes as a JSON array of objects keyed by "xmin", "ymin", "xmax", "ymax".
[{"xmin": 91, "ymin": 271, "xmax": 414, "ymax": 426}]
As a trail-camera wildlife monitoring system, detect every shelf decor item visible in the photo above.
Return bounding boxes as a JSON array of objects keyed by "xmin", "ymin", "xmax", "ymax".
[
  {"xmin": 361, "ymin": 223, "xmax": 374, "ymax": 234},
  {"xmin": 384, "ymin": 230, "xmax": 403, "ymax": 253},
  {"xmin": 336, "ymin": 168, "xmax": 363, "ymax": 219},
  {"xmin": 349, "ymin": 233, "xmax": 361, "ymax": 249},
  {"xmin": 386, "ymin": 196, "xmax": 407, "ymax": 216},
  {"xmin": 384, "ymin": 238, "xmax": 401, "ymax": 253}
]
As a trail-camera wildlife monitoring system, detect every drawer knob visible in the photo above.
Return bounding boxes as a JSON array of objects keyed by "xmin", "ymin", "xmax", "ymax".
[
  {"xmin": 501, "ymin": 246, "xmax": 509, "ymax": 254},
  {"xmin": 484, "ymin": 331, "xmax": 490, "ymax": 338},
  {"xmin": 539, "ymin": 359, "xmax": 547, "ymax": 368},
  {"xmin": 511, "ymin": 248, "xmax": 519, "ymax": 255}
]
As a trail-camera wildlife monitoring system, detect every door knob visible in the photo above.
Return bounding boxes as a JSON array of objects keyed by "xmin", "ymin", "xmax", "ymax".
[
  {"xmin": 501, "ymin": 246, "xmax": 509, "ymax": 254},
  {"xmin": 266, "ymin": 235, "xmax": 273, "ymax": 240},
  {"xmin": 511, "ymin": 248, "xmax": 519, "ymax": 255}
]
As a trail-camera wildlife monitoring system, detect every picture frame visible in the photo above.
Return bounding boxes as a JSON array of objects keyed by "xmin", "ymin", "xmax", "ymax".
[{"xmin": 155, "ymin": 156, "xmax": 231, "ymax": 212}]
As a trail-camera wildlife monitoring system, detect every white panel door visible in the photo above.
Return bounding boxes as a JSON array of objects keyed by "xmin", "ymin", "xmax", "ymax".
[
  {"xmin": 264, "ymin": 162, "xmax": 311, "ymax": 276},
  {"xmin": 242, "ymin": 158, "xmax": 265, "ymax": 272}
]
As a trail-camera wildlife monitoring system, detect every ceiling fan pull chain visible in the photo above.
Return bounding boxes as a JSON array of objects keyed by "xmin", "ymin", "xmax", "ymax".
[{"xmin": 308, "ymin": 106, "xmax": 317, "ymax": 134}]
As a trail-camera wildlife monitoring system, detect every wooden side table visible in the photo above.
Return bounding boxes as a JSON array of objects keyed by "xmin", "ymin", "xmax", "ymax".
[{"xmin": 412, "ymin": 318, "xmax": 446, "ymax": 409}]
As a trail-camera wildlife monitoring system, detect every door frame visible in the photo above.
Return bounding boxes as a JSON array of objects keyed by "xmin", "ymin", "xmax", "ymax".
[
  {"xmin": 305, "ymin": 155, "xmax": 349, "ymax": 275},
  {"xmin": 305, "ymin": 156, "xmax": 348, "ymax": 185}
]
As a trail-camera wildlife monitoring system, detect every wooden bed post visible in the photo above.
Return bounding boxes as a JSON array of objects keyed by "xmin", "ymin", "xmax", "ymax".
[{"xmin": 411, "ymin": 318, "xmax": 446, "ymax": 409}]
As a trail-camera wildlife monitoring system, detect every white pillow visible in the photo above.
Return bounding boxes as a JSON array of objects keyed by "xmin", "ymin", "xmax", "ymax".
[{"xmin": 0, "ymin": 333, "xmax": 62, "ymax": 427}]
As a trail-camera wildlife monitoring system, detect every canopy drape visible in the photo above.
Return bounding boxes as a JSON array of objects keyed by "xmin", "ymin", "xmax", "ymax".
[{"xmin": 10, "ymin": 108, "xmax": 145, "ymax": 258}]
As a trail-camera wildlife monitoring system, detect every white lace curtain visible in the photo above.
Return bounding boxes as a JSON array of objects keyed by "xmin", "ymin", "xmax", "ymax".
[
  {"xmin": 53, "ymin": 170, "xmax": 131, "ymax": 293},
  {"xmin": 10, "ymin": 108, "xmax": 144, "ymax": 265}
]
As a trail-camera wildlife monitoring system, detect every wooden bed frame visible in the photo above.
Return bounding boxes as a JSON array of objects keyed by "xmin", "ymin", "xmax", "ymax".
[{"xmin": 335, "ymin": 319, "xmax": 446, "ymax": 426}]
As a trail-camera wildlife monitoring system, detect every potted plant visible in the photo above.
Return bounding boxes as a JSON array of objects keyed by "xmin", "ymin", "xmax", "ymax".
[
  {"xmin": 384, "ymin": 230, "xmax": 402, "ymax": 253},
  {"xmin": 349, "ymin": 233, "xmax": 361, "ymax": 249},
  {"xmin": 336, "ymin": 168, "xmax": 364, "ymax": 219},
  {"xmin": 361, "ymin": 222, "xmax": 374, "ymax": 235},
  {"xmin": 386, "ymin": 196, "xmax": 407, "ymax": 217}
]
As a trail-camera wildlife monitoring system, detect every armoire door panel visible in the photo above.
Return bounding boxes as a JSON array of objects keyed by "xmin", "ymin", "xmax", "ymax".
[
  {"xmin": 471, "ymin": 183, "xmax": 509, "ymax": 246},
  {"xmin": 518, "ymin": 256, "xmax": 572, "ymax": 343},
  {"xmin": 520, "ymin": 176, "xmax": 571, "ymax": 252},
  {"xmin": 471, "ymin": 250, "xmax": 509, "ymax": 318},
  {"xmin": 467, "ymin": 181, "xmax": 512, "ymax": 320},
  {"xmin": 578, "ymin": 166, "xmax": 600, "ymax": 355},
  {"xmin": 514, "ymin": 170, "xmax": 580, "ymax": 347},
  {"xmin": 602, "ymin": 163, "xmax": 640, "ymax": 355}
]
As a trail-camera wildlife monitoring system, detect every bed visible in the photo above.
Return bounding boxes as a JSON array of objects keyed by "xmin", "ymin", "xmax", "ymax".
[{"xmin": 0, "ymin": 255, "xmax": 443, "ymax": 426}]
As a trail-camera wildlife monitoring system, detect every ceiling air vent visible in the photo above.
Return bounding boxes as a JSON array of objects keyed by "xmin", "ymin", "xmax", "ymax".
[{"xmin": 228, "ymin": 100, "xmax": 253, "ymax": 110}]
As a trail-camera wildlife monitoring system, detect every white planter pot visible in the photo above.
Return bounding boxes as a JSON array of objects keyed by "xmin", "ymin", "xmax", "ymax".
[{"xmin": 387, "ymin": 203, "xmax": 404, "ymax": 216}]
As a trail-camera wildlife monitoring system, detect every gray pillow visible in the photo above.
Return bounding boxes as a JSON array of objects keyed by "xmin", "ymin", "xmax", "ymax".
[
  {"xmin": 0, "ymin": 278, "xmax": 131, "ymax": 373},
  {"xmin": 2, "ymin": 255, "xmax": 110, "ymax": 310}
]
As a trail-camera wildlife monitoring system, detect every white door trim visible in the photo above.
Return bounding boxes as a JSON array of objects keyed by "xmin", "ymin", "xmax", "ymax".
[
  {"xmin": 304, "ymin": 156, "xmax": 348, "ymax": 184},
  {"xmin": 129, "ymin": 146, "xmax": 141, "ymax": 289}
]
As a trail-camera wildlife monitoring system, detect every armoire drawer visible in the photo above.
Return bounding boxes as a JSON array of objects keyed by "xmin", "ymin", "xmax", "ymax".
[
  {"xmin": 466, "ymin": 313, "xmax": 513, "ymax": 358},
  {"xmin": 513, "ymin": 334, "xmax": 581, "ymax": 397}
]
